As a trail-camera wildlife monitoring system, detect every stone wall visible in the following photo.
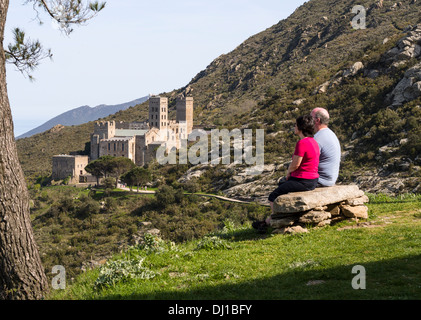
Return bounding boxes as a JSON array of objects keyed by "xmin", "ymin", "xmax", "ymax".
[
  {"xmin": 99, "ymin": 137, "xmax": 135, "ymax": 160},
  {"xmin": 52, "ymin": 155, "xmax": 89, "ymax": 183},
  {"xmin": 270, "ymin": 185, "xmax": 369, "ymax": 234}
]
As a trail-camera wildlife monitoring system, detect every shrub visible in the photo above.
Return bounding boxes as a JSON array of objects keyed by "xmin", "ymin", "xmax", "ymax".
[
  {"xmin": 155, "ymin": 185, "xmax": 177, "ymax": 207},
  {"xmin": 102, "ymin": 177, "xmax": 115, "ymax": 190},
  {"xmin": 137, "ymin": 233, "xmax": 176, "ymax": 254},
  {"xmin": 59, "ymin": 196, "xmax": 76, "ymax": 213},
  {"xmin": 93, "ymin": 258, "xmax": 155, "ymax": 290},
  {"xmin": 183, "ymin": 180, "xmax": 201, "ymax": 193},
  {"xmin": 194, "ymin": 236, "xmax": 232, "ymax": 251},
  {"xmin": 75, "ymin": 197, "xmax": 100, "ymax": 219},
  {"xmin": 104, "ymin": 197, "xmax": 117, "ymax": 212}
]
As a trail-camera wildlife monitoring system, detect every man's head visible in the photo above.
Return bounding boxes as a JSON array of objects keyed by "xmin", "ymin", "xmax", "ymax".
[{"xmin": 311, "ymin": 108, "xmax": 330, "ymax": 132}]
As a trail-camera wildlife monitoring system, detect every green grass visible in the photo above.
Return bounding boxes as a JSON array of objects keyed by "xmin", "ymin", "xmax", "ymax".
[{"xmin": 47, "ymin": 193, "xmax": 421, "ymax": 300}]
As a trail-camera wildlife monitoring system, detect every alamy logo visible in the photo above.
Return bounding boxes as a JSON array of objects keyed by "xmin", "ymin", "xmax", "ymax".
[
  {"xmin": 52, "ymin": 265, "xmax": 66, "ymax": 290},
  {"xmin": 352, "ymin": 265, "xmax": 366, "ymax": 290},
  {"xmin": 156, "ymin": 126, "xmax": 265, "ymax": 175},
  {"xmin": 351, "ymin": 5, "xmax": 367, "ymax": 30}
]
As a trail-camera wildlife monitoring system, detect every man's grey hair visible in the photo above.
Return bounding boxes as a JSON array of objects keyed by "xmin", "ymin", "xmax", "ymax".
[{"xmin": 311, "ymin": 108, "xmax": 330, "ymax": 125}]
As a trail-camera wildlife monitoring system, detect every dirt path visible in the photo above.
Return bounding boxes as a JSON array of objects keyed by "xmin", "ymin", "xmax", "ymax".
[{"xmin": 118, "ymin": 187, "xmax": 269, "ymax": 206}]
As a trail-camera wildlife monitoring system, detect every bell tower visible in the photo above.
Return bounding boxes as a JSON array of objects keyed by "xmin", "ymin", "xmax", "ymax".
[
  {"xmin": 149, "ymin": 96, "xmax": 168, "ymax": 132},
  {"xmin": 176, "ymin": 96, "xmax": 193, "ymax": 136}
]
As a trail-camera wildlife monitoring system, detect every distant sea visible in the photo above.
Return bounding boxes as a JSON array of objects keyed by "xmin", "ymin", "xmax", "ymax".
[{"xmin": 13, "ymin": 118, "xmax": 44, "ymax": 138}]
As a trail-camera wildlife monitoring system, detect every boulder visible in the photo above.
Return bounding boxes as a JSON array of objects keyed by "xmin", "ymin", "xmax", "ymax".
[
  {"xmin": 273, "ymin": 225, "xmax": 309, "ymax": 235},
  {"xmin": 313, "ymin": 81, "xmax": 330, "ymax": 94},
  {"xmin": 344, "ymin": 195, "xmax": 369, "ymax": 206},
  {"xmin": 343, "ymin": 62, "xmax": 364, "ymax": 77},
  {"xmin": 340, "ymin": 205, "xmax": 369, "ymax": 219},
  {"xmin": 228, "ymin": 175, "xmax": 246, "ymax": 187},
  {"xmin": 178, "ymin": 165, "xmax": 208, "ymax": 183},
  {"xmin": 326, "ymin": 204, "xmax": 341, "ymax": 216},
  {"xmin": 292, "ymin": 98, "xmax": 307, "ymax": 106},
  {"xmin": 299, "ymin": 210, "xmax": 331, "ymax": 224},
  {"xmin": 267, "ymin": 185, "xmax": 369, "ymax": 235},
  {"xmin": 316, "ymin": 219, "xmax": 332, "ymax": 227},
  {"xmin": 269, "ymin": 216, "xmax": 298, "ymax": 228},
  {"xmin": 273, "ymin": 185, "xmax": 364, "ymax": 214}
]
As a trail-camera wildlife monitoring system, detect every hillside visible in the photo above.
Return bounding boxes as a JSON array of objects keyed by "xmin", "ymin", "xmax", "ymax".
[
  {"xmin": 46, "ymin": 192, "xmax": 421, "ymax": 300},
  {"xmin": 25, "ymin": 183, "xmax": 421, "ymax": 300},
  {"xmin": 16, "ymin": 0, "xmax": 421, "ymax": 194},
  {"xmin": 175, "ymin": 0, "xmax": 420, "ymax": 122}
]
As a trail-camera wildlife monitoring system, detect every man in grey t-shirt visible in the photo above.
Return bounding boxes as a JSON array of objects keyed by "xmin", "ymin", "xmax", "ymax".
[{"xmin": 311, "ymin": 108, "xmax": 341, "ymax": 187}]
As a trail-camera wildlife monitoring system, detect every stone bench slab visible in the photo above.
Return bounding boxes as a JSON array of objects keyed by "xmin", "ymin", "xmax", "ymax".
[{"xmin": 273, "ymin": 185, "xmax": 365, "ymax": 214}]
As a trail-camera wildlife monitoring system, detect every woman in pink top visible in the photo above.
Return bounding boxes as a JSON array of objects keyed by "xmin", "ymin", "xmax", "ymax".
[{"xmin": 253, "ymin": 114, "xmax": 320, "ymax": 233}]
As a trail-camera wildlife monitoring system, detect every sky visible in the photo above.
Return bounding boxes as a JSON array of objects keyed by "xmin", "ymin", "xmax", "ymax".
[{"xmin": 5, "ymin": 0, "xmax": 307, "ymax": 137}]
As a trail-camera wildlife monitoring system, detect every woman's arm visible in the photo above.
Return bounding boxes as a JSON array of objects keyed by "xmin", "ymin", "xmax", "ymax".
[{"xmin": 286, "ymin": 155, "xmax": 303, "ymax": 179}]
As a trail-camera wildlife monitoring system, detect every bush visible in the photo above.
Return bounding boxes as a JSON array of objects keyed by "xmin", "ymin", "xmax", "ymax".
[
  {"xmin": 104, "ymin": 197, "xmax": 117, "ymax": 212},
  {"xmin": 137, "ymin": 233, "xmax": 175, "ymax": 254},
  {"xmin": 183, "ymin": 180, "xmax": 201, "ymax": 193},
  {"xmin": 194, "ymin": 236, "xmax": 232, "ymax": 251},
  {"xmin": 102, "ymin": 177, "xmax": 115, "ymax": 190},
  {"xmin": 59, "ymin": 196, "xmax": 76, "ymax": 213},
  {"xmin": 155, "ymin": 185, "xmax": 177, "ymax": 207},
  {"xmin": 93, "ymin": 257, "xmax": 155, "ymax": 290},
  {"xmin": 75, "ymin": 197, "xmax": 100, "ymax": 219}
]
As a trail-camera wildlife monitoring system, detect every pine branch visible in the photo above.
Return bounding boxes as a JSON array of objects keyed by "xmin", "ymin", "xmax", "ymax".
[
  {"xmin": 5, "ymin": 28, "xmax": 52, "ymax": 80},
  {"xmin": 8, "ymin": 1, "xmax": 106, "ymax": 80},
  {"xmin": 25, "ymin": 0, "xmax": 106, "ymax": 35}
]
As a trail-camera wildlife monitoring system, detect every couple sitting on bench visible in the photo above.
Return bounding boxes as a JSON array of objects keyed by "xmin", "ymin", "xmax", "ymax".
[{"xmin": 253, "ymin": 108, "xmax": 341, "ymax": 233}]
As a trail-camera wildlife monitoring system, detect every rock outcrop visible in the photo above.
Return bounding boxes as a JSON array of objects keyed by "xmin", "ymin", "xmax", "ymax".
[
  {"xmin": 178, "ymin": 165, "xmax": 209, "ymax": 184},
  {"xmin": 382, "ymin": 24, "xmax": 421, "ymax": 68},
  {"xmin": 312, "ymin": 62, "xmax": 365, "ymax": 95},
  {"xmin": 386, "ymin": 61, "xmax": 421, "ymax": 106},
  {"xmin": 48, "ymin": 124, "xmax": 65, "ymax": 133},
  {"xmin": 269, "ymin": 185, "xmax": 369, "ymax": 234}
]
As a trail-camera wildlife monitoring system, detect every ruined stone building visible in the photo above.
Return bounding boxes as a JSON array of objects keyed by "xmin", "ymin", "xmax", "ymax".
[
  {"xmin": 90, "ymin": 96, "xmax": 194, "ymax": 166},
  {"xmin": 52, "ymin": 155, "xmax": 90, "ymax": 183}
]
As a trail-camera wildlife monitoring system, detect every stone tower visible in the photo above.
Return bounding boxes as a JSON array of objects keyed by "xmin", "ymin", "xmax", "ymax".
[
  {"xmin": 149, "ymin": 96, "xmax": 168, "ymax": 132},
  {"xmin": 176, "ymin": 96, "xmax": 193, "ymax": 137},
  {"xmin": 90, "ymin": 121, "xmax": 116, "ymax": 160}
]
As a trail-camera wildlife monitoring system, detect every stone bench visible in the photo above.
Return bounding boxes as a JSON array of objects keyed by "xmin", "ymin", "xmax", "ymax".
[{"xmin": 270, "ymin": 185, "xmax": 369, "ymax": 234}]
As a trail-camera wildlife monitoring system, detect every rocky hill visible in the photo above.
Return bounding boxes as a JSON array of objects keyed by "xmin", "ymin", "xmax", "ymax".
[
  {"xmin": 16, "ymin": 0, "xmax": 421, "ymax": 195},
  {"xmin": 174, "ymin": 0, "xmax": 420, "ymax": 123}
]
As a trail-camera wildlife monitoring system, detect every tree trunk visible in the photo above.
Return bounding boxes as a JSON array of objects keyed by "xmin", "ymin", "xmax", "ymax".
[{"xmin": 0, "ymin": 0, "xmax": 49, "ymax": 300}]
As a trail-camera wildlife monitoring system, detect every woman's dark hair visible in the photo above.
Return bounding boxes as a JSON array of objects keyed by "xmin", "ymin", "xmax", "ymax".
[{"xmin": 296, "ymin": 115, "xmax": 315, "ymax": 137}]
